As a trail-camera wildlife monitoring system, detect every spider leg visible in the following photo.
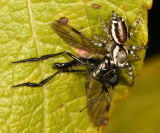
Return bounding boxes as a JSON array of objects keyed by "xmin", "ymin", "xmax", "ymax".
[
  {"xmin": 98, "ymin": 15, "xmax": 113, "ymax": 41},
  {"xmin": 85, "ymin": 60, "xmax": 107, "ymax": 91},
  {"xmin": 126, "ymin": 62, "xmax": 134, "ymax": 85},
  {"xmin": 128, "ymin": 5, "xmax": 144, "ymax": 37},
  {"xmin": 93, "ymin": 35, "xmax": 108, "ymax": 44},
  {"xmin": 89, "ymin": 38, "xmax": 106, "ymax": 47},
  {"xmin": 128, "ymin": 50, "xmax": 140, "ymax": 60},
  {"xmin": 91, "ymin": 34, "xmax": 108, "ymax": 46},
  {"xmin": 13, "ymin": 51, "xmax": 87, "ymax": 66},
  {"xmin": 126, "ymin": 45, "xmax": 146, "ymax": 50},
  {"xmin": 85, "ymin": 64, "xmax": 102, "ymax": 91},
  {"xmin": 12, "ymin": 69, "xmax": 88, "ymax": 87}
]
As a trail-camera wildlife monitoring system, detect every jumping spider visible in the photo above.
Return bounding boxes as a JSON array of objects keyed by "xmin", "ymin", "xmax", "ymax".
[{"xmin": 90, "ymin": 5, "xmax": 146, "ymax": 85}]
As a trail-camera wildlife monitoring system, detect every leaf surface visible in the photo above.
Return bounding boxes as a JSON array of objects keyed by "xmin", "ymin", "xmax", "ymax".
[{"xmin": 0, "ymin": 0, "xmax": 152, "ymax": 132}]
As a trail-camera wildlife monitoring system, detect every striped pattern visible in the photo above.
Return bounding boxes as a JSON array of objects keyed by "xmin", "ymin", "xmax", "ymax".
[
  {"xmin": 127, "ymin": 62, "xmax": 134, "ymax": 84},
  {"xmin": 128, "ymin": 50, "xmax": 140, "ymax": 60},
  {"xmin": 109, "ymin": 12, "xmax": 128, "ymax": 44},
  {"xmin": 93, "ymin": 59, "xmax": 108, "ymax": 77}
]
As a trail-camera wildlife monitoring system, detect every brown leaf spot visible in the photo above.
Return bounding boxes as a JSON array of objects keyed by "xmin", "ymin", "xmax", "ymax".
[
  {"xmin": 92, "ymin": 3, "xmax": 102, "ymax": 9},
  {"xmin": 60, "ymin": 103, "xmax": 64, "ymax": 109},
  {"xmin": 58, "ymin": 17, "xmax": 69, "ymax": 25}
]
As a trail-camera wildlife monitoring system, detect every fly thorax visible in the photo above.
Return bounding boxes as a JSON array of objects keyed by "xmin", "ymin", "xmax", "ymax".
[{"xmin": 111, "ymin": 44, "xmax": 128, "ymax": 68}]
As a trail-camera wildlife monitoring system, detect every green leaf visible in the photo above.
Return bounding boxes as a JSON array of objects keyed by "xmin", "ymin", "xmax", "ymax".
[
  {"xmin": 103, "ymin": 56, "xmax": 160, "ymax": 133},
  {"xmin": 0, "ymin": 0, "xmax": 152, "ymax": 133}
]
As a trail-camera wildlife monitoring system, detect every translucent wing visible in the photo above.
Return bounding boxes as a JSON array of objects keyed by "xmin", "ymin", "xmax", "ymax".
[
  {"xmin": 53, "ymin": 20, "xmax": 105, "ymax": 58},
  {"xmin": 86, "ymin": 78, "xmax": 109, "ymax": 127}
]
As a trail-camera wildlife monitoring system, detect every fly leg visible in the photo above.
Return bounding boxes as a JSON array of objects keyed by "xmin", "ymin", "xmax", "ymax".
[
  {"xmin": 12, "ymin": 54, "xmax": 91, "ymax": 87},
  {"xmin": 12, "ymin": 69, "xmax": 88, "ymax": 87},
  {"xmin": 97, "ymin": 84, "xmax": 110, "ymax": 131},
  {"xmin": 12, "ymin": 71, "xmax": 60, "ymax": 87},
  {"xmin": 53, "ymin": 60, "xmax": 77, "ymax": 69},
  {"xmin": 12, "ymin": 53, "xmax": 64, "ymax": 63},
  {"xmin": 79, "ymin": 89, "xmax": 104, "ymax": 112},
  {"xmin": 13, "ymin": 51, "xmax": 87, "ymax": 66}
]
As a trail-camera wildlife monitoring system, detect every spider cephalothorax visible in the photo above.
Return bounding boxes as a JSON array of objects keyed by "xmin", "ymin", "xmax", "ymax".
[{"xmin": 110, "ymin": 43, "xmax": 128, "ymax": 68}]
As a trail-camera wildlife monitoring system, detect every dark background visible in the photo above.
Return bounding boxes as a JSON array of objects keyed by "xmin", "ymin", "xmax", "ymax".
[{"xmin": 146, "ymin": 0, "xmax": 160, "ymax": 59}]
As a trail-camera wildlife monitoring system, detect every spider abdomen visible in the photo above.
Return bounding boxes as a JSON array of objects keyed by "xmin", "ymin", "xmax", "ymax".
[{"xmin": 109, "ymin": 13, "xmax": 128, "ymax": 44}]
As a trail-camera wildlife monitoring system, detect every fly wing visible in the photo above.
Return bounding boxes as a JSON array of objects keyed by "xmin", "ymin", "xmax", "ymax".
[
  {"xmin": 53, "ymin": 20, "xmax": 105, "ymax": 58},
  {"xmin": 86, "ymin": 78, "xmax": 109, "ymax": 127}
]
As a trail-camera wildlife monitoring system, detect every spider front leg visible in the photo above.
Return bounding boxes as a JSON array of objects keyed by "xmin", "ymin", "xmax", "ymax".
[
  {"xmin": 128, "ymin": 5, "xmax": 144, "ymax": 37},
  {"xmin": 85, "ymin": 60, "xmax": 107, "ymax": 90}
]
